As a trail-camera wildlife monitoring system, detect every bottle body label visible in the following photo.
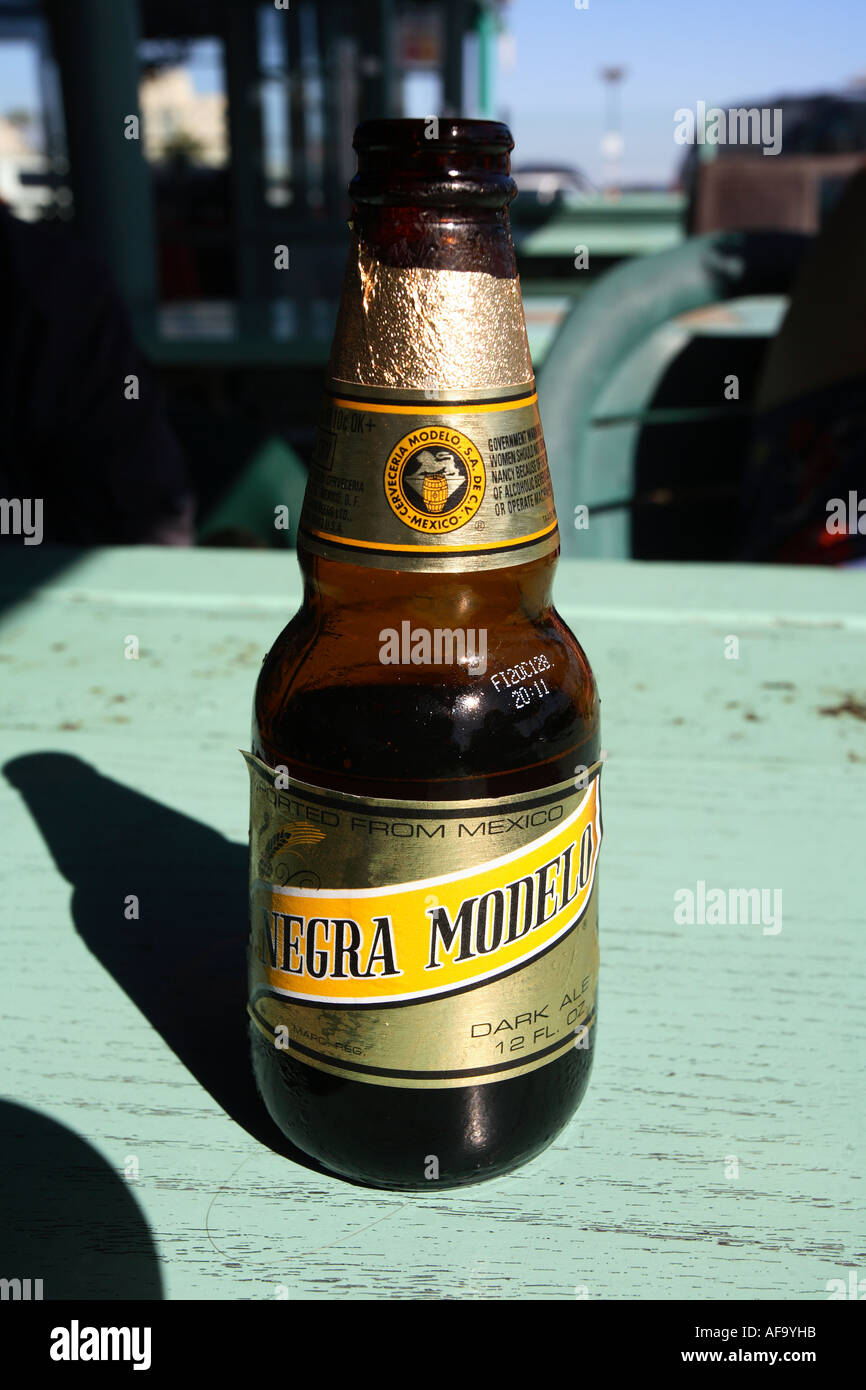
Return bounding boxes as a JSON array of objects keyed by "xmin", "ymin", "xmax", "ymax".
[
  {"xmin": 300, "ymin": 384, "xmax": 559, "ymax": 572},
  {"xmin": 244, "ymin": 752, "xmax": 601, "ymax": 1088}
]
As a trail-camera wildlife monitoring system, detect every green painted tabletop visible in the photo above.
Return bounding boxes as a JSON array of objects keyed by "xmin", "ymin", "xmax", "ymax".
[{"xmin": 0, "ymin": 548, "xmax": 863, "ymax": 1301}]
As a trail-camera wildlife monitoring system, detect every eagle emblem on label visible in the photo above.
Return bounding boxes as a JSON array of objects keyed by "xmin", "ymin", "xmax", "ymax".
[{"xmin": 384, "ymin": 425, "xmax": 486, "ymax": 533}]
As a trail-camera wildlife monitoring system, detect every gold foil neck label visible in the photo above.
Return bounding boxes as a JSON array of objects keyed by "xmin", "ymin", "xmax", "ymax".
[
  {"xmin": 244, "ymin": 753, "xmax": 602, "ymax": 1088},
  {"xmin": 304, "ymin": 239, "xmax": 558, "ymax": 571},
  {"xmin": 329, "ymin": 240, "xmax": 534, "ymax": 392}
]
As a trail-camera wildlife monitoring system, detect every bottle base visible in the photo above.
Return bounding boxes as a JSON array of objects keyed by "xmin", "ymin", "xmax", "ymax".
[{"xmin": 250, "ymin": 1022, "xmax": 595, "ymax": 1190}]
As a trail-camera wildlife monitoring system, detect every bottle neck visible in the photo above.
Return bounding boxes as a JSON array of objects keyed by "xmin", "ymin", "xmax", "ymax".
[
  {"xmin": 324, "ymin": 204, "xmax": 534, "ymax": 398},
  {"xmin": 298, "ymin": 177, "xmax": 560, "ymax": 593},
  {"xmin": 350, "ymin": 203, "xmax": 518, "ymax": 276}
]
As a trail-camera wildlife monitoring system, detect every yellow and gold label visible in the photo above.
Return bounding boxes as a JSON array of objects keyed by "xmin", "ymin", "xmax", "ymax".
[
  {"xmin": 244, "ymin": 752, "xmax": 601, "ymax": 1088},
  {"xmin": 299, "ymin": 386, "xmax": 558, "ymax": 572},
  {"xmin": 298, "ymin": 239, "xmax": 559, "ymax": 571}
]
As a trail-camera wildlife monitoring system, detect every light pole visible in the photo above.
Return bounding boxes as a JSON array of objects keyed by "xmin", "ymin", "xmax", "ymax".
[{"xmin": 599, "ymin": 65, "xmax": 627, "ymax": 196}]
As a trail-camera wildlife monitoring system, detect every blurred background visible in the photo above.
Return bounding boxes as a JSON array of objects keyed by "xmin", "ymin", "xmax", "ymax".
[{"xmin": 1, "ymin": 0, "xmax": 865, "ymax": 562}]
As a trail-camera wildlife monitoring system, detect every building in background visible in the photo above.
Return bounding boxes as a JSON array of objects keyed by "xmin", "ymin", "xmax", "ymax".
[
  {"xmin": 0, "ymin": 111, "xmax": 50, "ymax": 217},
  {"xmin": 139, "ymin": 65, "xmax": 227, "ymax": 167},
  {"xmin": 0, "ymin": 0, "xmax": 508, "ymax": 340}
]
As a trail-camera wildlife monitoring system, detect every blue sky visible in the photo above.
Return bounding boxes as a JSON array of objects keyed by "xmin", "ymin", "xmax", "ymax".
[
  {"xmin": 0, "ymin": 0, "xmax": 863, "ymax": 186},
  {"xmin": 496, "ymin": 0, "xmax": 866, "ymax": 183}
]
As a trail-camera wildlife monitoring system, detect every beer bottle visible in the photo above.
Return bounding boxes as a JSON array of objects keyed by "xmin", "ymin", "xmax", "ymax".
[{"xmin": 244, "ymin": 119, "xmax": 602, "ymax": 1189}]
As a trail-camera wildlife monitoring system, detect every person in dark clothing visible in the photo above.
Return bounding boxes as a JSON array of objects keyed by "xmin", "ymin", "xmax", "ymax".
[{"xmin": 0, "ymin": 204, "xmax": 195, "ymax": 545}]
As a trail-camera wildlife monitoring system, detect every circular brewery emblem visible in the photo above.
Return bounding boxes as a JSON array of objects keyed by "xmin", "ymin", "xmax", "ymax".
[{"xmin": 383, "ymin": 426, "xmax": 486, "ymax": 534}]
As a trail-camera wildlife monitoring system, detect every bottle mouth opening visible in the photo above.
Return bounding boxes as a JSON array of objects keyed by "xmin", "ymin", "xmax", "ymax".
[{"xmin": 350, "ymin": 118, "xmax": 516, "ymax": 208}]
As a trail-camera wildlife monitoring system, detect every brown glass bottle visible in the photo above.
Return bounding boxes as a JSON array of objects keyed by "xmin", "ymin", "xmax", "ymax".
[{"xmin": 248, "ymin": 120, "xmax": 601, "ymax": 1190}]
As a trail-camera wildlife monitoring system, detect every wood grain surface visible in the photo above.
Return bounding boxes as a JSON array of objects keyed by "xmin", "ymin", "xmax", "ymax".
[{"xmin": 0, "ymin": 548, "xmax": 863, "ymax": 1300}]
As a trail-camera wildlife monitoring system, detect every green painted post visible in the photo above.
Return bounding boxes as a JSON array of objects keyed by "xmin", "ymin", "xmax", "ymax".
[
  {"xmin": 45, "ymin": 0, "xmax": 157, "ymax": 333},
  {"xmin": 287, "ymin": 4, "xmax": 310, "ymax": 211},
  {"xmin": 225, "ymin": 4, "xmax": 267, "ymax": 338},
  {"xmin": 443, "ymin": 0, "xmax": 466, "ymax": 117},
  {"xmin": 359, "ymin": 0, "xmax": 397, "ymax": 120},
  {"xmin": 477, "ymin": 3, "xmax": 497, "ymax": 119}
]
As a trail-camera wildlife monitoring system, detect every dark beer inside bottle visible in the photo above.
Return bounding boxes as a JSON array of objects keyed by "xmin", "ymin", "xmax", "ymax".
[{"xmin": 251, "ymin": 119, "xmax": 599, "ymax": 1189}]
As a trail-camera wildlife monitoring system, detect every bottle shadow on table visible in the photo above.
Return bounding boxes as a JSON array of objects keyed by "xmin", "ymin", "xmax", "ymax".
[
  {"xmin": 0, "ymin": 1099, "xmax": 163, "ymax": 1299},
  {"xmin": 4, "ymin": 752, "xmax": 331, "ymax": 1180},
  {"xmin": 0, "ymin": 546, "xmax": 88, "ymax": 628}
]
